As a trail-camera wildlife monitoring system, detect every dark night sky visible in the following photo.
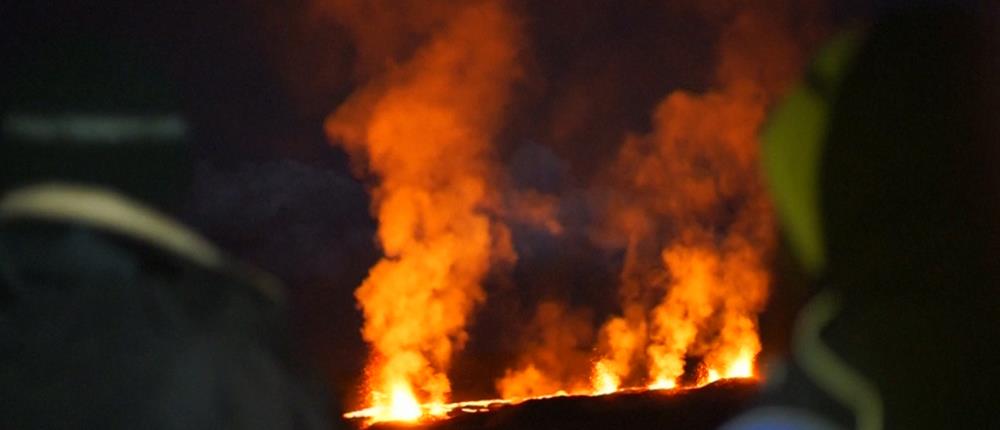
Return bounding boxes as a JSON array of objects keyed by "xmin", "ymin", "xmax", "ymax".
[{"xmin": 1, "ymin": 0, "xmax": 892, "ymax": 411}]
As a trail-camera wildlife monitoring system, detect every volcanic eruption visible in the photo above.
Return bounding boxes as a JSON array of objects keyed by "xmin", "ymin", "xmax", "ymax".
[{"xmin": 307, "ymin": 0, "xmax": 830, "ymax": 427}]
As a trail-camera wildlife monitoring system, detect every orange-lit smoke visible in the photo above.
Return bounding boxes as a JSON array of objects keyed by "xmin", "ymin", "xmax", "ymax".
[
  {"xmin": 310, "ymin": 0, "xmax": 826, "ymax": 422},
  {"xmin": 489, "ymin": 2, "xmax": 817, "ymax": 397},
  {"xmin": 496, "ymin": 302, "xmax": 594, "ymax": 399},
  {"xmin": 592, "ymin": 316, "xmax": 645, "ymax": 392},
  {"xmin": 590, "ymin": 3, "xmax": 810, "ymax": 390},
  {"xmin": 324, "ymin": 0, "xmax": 522, "ymax": 420}
]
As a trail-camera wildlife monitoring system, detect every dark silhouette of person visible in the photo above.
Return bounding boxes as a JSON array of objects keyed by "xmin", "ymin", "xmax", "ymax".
[
  {"xmin": 0, "ymin": 5, "xmax": 331, "ymax": 429},
  {"xmin": 726, "ymin": 4, "xmax": 1000, "ymax": 429}
]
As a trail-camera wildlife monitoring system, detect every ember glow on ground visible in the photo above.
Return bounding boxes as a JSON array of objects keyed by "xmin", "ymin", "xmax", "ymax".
[{"xmin": 347, "ymin": 374, "xmax": 758, "ymax": 426}]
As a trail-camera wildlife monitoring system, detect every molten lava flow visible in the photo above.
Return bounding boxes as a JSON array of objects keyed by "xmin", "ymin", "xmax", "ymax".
[
  {"xmin": 344, "ymin": 378, "xmax": 759, "ymax": 426},
  {"xmin": 325, "ymin": 0, "xmax": 522, "ymax": 422},
  {"xmin": 344, "ymin": 392, "xmax": 552, "ymax": 424}
]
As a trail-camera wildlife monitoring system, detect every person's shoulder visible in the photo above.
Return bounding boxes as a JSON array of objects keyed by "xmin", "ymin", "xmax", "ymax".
[{"xmin": 0, "ymin": 183, "xmax": 285, "ymax": 306}]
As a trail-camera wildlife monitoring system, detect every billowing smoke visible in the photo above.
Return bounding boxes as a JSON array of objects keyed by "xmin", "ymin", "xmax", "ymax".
[
  {"xmin": 496, "ymin": 301, "xmax": 594, "ymax": 399},
  {"xmin": 322, "ymin": 0, "xmax": 525, "ymax": 419},
  {"xmin": 260, "ymin": 0, "xmax": 831, "ymax": 418},
  {"xmin": 495, "ymin": 1, "xmax": 824, "ymax": 394},
  {"xmin": 588, "ymin": 50, "xmax": 781, "ymax": 390}
]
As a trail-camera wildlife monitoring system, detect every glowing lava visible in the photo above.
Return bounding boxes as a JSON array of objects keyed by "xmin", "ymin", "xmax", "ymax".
[
  {"xmin": 706, "ymin": 348, "xmax": 756, "ymax": 384},
  {"xmin": 591, "ymin": 361, "xmax": 621, "ymax": 395},
  {"xmin": 648, "ymin": 378, "xmax": 677, "ymax": 391},
  {"xmin": 345, "ymin": 378, "xmax": 756, "ymax": 426},
  {"xmin": 385, "ymin": 383, "xmax": 422, "ymax": 422}
]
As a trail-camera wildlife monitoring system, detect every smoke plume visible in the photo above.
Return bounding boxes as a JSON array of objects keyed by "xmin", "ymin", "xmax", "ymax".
[
  {"xmin": 324, "ymin": 0, "xmax": 523, "ymax": 416},
  {"xmin": 259, "ymin": 0, "xmax": 835, "ymax": 415},
  {"xmin": 588, "ymin": 1, "xmax": 819, "ymax": 390}
]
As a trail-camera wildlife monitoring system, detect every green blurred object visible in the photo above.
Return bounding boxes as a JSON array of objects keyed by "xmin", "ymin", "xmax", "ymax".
[
  {"xmin": 760, "ymin": 30, "xmax": 863, "ymax": 275},
  {"xmin": 743, "ymin": 5, "xmax": 1000, "ymax": 429}
]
